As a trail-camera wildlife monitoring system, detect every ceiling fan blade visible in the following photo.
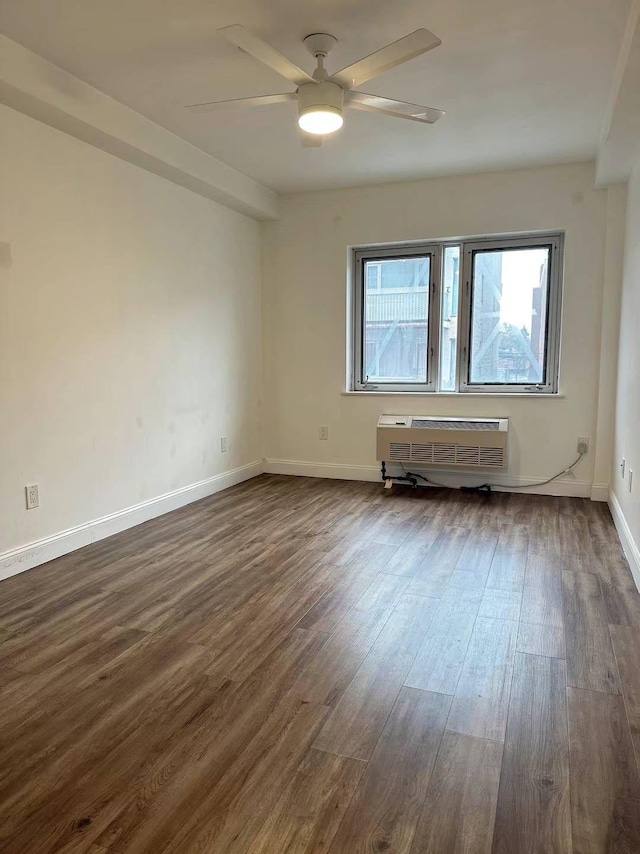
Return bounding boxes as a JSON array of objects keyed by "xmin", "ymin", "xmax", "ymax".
[
  {"xmin": 187, "ymin": 92, "xmax": 296, "ymax": 113},
  {"xmin": 219, "ymin": 25, "xmax": 314, "ymax": 86},
  {"xmin": 300, "ymin": 130, "xmax": 323, "ymax": 147},
  {"xmin": 347, "ymin": 91, "xmax": 445, "ymax": 124},
  {"xmin": 330, "ymin": 29, "xmax": 441, "ymax": 89}
]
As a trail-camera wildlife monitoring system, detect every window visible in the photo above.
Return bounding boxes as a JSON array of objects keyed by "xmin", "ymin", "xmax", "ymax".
[
  {"xmin": 363, "ymin": 255, "xmax": 430, "ymax": 384},
  {"xmin": 352, "ymin": 232, "xmax": 563, "ymax": 394}
]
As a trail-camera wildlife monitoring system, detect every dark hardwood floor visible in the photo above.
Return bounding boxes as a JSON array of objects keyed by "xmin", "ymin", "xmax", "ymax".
[{"xmin": 1, "ymin": 474, "xmax": 640, "ymax": 853}]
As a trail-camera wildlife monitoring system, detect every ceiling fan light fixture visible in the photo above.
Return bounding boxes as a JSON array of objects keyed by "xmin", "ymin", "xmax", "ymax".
[
  {"xmin": 298, "ymin": 106, "xmax": 343, "ymax": 135},
  {"xmin": 195, "ymin": 26, "xmax": 445, "ymax": 145},
  {"xmin": 297, "ymin": 80, "xmax": 344, "ymax": 135}
]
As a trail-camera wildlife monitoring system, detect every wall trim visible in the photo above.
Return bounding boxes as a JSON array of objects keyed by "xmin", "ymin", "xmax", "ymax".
[
  {"xmin": 591, "ymin": 482, "xmax": 610, "ymax": 502},
  {"xmin": 264, "ymin": 458, "xmax": 601, "ymax": 498},
  {"xmin": 265, "ymin": 459, "xmax": 382, "ymax": 483},
  {"xmin": 608, "ymin": 489, "xmax": 640, "ymax": 589},
  {"xmin": 0, "ymin": 460, "xmax": 264, "ymax": 581},
  {"xmin": 1, "ymin": 459, "xmax": 615, "ymax": 583}
]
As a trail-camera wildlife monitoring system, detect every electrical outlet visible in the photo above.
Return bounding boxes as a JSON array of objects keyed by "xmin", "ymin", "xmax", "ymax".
[
  {"xmin": 577, "ymin": 437, "xmax": 590, "ymax": 455},
  {"xmin": 629, "ymin": 470, "xmax": 634, "ymax": 493},
  {"xmin": 25, "ymin": 484, "xmax": 39, "ymax": 510},
  {"xmin": 319, "ymin": 425, "xmax": 329, "ymax": 440},
  {"xmin": 220, "ymin": 437, "xmax": 228, "ymax": 453},
  {"xmin": 621, "ymin": 458, "xmax": 627, "ymax": 478}
]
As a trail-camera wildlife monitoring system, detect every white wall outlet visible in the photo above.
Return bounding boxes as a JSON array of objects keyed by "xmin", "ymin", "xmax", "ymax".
[
  {"xmin": 220, "ymin": 437, "xmax": 228, "ymax": 453},
  {"xmin": 629, "ymin": 470, "xmax": 634, "ymax": 493},
  {"xmin": 25, "ymin": 484, "xmax": 39, "ymax": 510},
  {"xmin": 621, "ymin": 458, "xmax": 626, "ymax": 478},
  {"xmin": 577, "ymin": 437, "xmax": 590, "ymax": 455},
  {"xmin": 319, "ymin": 425, "xmax": 329, "ymax": 440}
]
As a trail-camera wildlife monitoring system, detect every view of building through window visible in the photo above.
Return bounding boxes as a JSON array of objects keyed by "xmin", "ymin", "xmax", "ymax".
[
  {"xmin": 440, "ymin": 246, "xmax": 460, "ymax": 390},
  {"xmin": 470, "ymin": 247, "xmax": 549, "ymax": 384},
  {"xmin": 363, "ymin": 256, "xmax": 430, "ymax": 383}
]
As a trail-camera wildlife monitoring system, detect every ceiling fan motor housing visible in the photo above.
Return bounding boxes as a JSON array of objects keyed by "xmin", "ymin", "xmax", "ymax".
[{"xmin": 297, "ymin": 81, "xmax": 344, "ymax": 126}]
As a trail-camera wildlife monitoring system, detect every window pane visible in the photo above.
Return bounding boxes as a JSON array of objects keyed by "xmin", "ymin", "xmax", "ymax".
[
  {"xmin": 469, "ymin": 247, "xmax": 550, "ymax": 385},
  {"xmin": 439, "ymin": 246, "xmax": 460, "ymax": 391},
  {"xmin": 363, "ymin": 256, "xmax": 430, "ymax": 383}
]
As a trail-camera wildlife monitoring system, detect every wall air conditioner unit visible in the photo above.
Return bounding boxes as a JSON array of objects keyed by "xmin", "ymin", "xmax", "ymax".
[{"xmin": 377, "ymin": 415, "xmax": 509, "ymax": 470}]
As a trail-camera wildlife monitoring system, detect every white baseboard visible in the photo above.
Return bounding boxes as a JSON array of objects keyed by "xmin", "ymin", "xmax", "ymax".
[
  {"xmin": 265, "ymin": 459, "xmax": 382, "ymax": 483},
  {"xmin": 608, "ymin": 489, "xmax": 640, "ymax": 590},
  {"xmin": 0, "ymin": 457, "xmax": 614, "ymax": 584},
  {"xmin": 590, "ymin": 483, "xmax": 610, "ymax": 502},
  {"xmin": 0, "ymin": 460, "xmax": 264, "ymax": 582},
  {"xmin": 264, "ymin": 458, "xmax": 599, "ymax": 499}
]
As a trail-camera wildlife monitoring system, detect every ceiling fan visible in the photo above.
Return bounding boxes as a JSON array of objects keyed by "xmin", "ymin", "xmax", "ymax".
[{"xmin": 188, "ymin": 25, "xmax": 444, "ymax": 146}]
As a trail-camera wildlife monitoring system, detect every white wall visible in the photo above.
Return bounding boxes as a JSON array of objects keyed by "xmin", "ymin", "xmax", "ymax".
[
  {"xmin": 0, "ymin": 105, "xmax": 263, "ymax": 562},
  {"xmin": 263, "ymin": 163, "xmax": 619, "ymax": 496},
  {"xmin": 0, "ymin": 108, "xmax": 629, "ymax": 577},
  {"xmin": 593, "ymin": 184, "xmax": 627, "ymax": 489},
  {"xmin": 611, "ymin": 161, "xmax": 640, "ymax": 567}
]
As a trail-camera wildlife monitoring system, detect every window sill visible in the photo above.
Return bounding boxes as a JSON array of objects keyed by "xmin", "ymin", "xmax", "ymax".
[{"xmin": 341, "ymin": 390, "xmax": 566, "ymax": 399}]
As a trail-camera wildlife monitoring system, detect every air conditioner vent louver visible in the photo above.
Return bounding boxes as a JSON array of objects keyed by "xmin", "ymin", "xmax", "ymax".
[
  {"xmin": 389, "ymin": 442, "xmax": 411, "ymax": 460},
  {"xmin": 409, "ymin": 443, "xmax": 434, "ymax": 462},
  {"xmin": 433, "ymin": 444, "xmax": 456, "ymax": 464},
  {"xmin": 412, "ymin": 419, "xmax": 499, "ymax": 431},
  {"xmin": 455, "ymin": 446, "xmax": 482, "ymax": 465},
  {"xmin": 479, "ymin": 447, "xmax": 505, "ymax": 467},
  {"xmin": 378, "ymin": 415, "xmax": 509, "ymax": 471}
]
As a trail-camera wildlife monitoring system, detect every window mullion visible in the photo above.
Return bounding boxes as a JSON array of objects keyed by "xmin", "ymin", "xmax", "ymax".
[
  {"xmin": 456, "ymin": 242, "xmax": 472, "ymax": 392},
  {"xmin": 428, "ymin": 247, "xmax": 441, "ymax": 392}
]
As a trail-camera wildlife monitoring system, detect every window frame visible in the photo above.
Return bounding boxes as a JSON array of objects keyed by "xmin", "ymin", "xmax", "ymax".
[
  {"xmin": 353, "ymin": 243, "xmax": 441, "ymax": 392},
  {"xmin": 350, "ymin": 231, "xmax": 564, "ymax": 395},
  {"xmin": 458, "ymin": 233, "xmax": 563, "ymax": 394}
]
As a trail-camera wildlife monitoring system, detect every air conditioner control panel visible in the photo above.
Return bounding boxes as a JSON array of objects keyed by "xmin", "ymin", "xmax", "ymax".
[{"xmin": 378, "ymin": 415, "xmax": 410, "ymax": 427}]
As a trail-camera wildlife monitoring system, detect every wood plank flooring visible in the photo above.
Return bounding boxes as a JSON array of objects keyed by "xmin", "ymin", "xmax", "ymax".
[{"xmin": 1, "ymin": 474, "xmax": 640, "ymax": 853}]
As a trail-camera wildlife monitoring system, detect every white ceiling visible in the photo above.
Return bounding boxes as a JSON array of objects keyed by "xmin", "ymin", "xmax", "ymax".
[{"xmin": 0, "ymin": 0, "xmax": 631, "ymax": 193}]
